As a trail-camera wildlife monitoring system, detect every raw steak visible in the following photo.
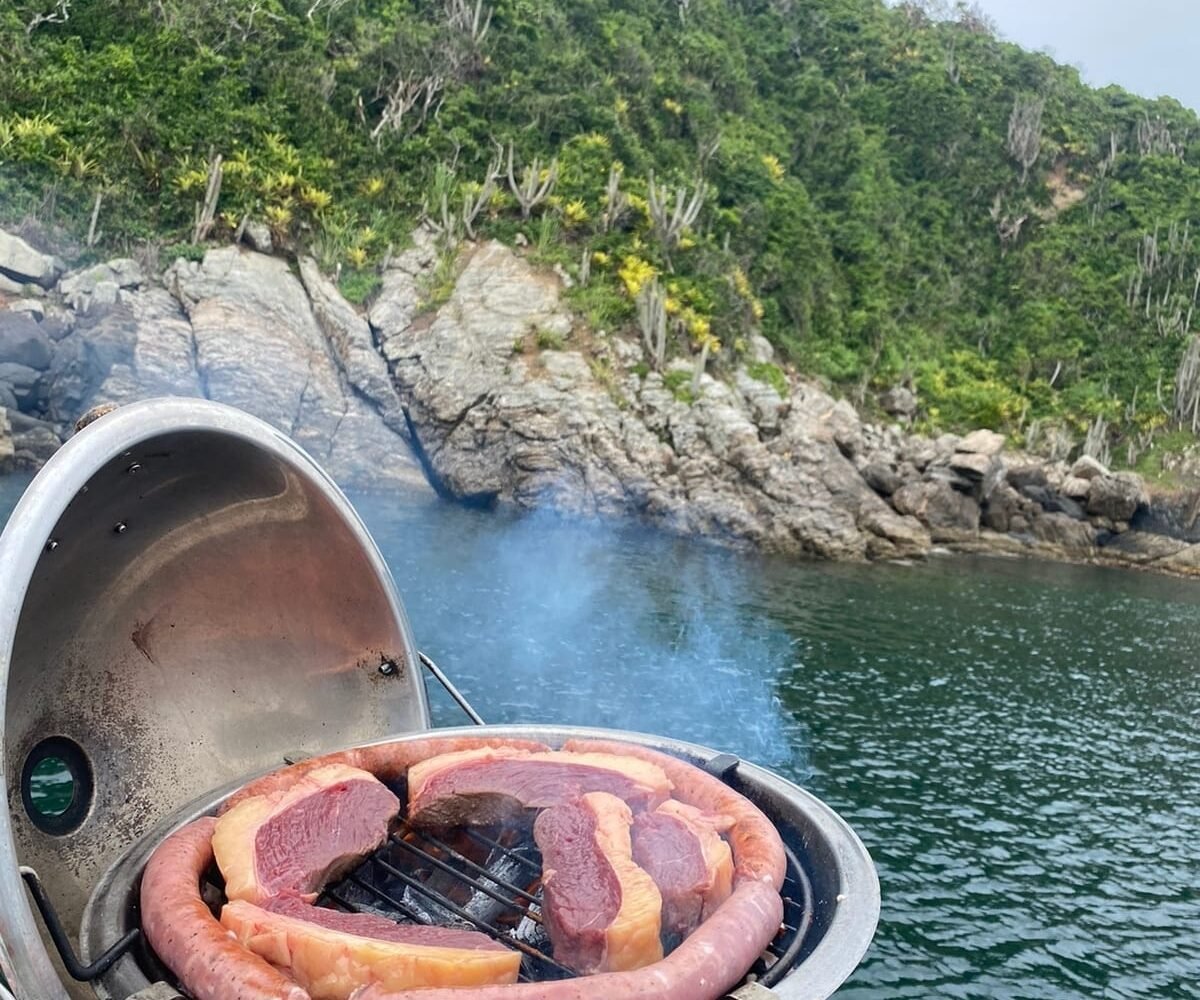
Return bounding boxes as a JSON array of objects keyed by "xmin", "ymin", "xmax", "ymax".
[
  {"xmin": 632, "ymin": 800, "xmax": 734, "ymax": 939},
  {"xmin": 407, "ymin": 747, "xmax": 672, "ymax": 827},
  {"xmin": 533, "ymin": 792, "xmax": 663, "ymax": 974},
  {"xmin": 221, "ymin": 895, "xmax": 520, "ymax": 999},
  {"xmin": 213, "ymin": 763, "xmax": 399, "ymax": 904}
]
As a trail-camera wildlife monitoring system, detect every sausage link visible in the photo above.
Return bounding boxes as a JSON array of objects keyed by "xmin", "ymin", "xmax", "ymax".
[
  {"xmin": 139, "ymin": 817, "xmax": 312, "ymax": 1000},
  {"xmin": 562, "ymin": 738, "xmax": 786, "ymax": 889},
  {"xmin": 350, "ymin": 880, "xmax": 783, "ymax": 1000},
  {"xmin": 220, "ymin": 737, "xmax": 550, "ymax": 814}
]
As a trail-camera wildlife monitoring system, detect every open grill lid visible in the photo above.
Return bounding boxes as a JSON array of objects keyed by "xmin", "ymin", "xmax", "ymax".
[{"xmin": 0, "ymin": 399, "xmax": 430, "ymax": 1000}]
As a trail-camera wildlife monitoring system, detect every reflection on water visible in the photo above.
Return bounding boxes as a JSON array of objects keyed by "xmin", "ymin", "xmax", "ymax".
[{"xmin": 2, "ymin": 473, "xmax": 1197, "ymax": 998}]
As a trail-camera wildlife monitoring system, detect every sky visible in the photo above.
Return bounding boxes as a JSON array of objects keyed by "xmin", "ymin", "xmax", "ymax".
[{"xmin": 982, "ymin": 0, "xmax": 1199, "ymax": 111}]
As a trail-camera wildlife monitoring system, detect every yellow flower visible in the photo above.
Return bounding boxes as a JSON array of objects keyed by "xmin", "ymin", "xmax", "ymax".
[
  {"xmin": 618, "ymin": 255, "xmax": 657, "ymax": 298},
  {"xmin": 362, "ymin": 176, "xmax": 386, "ymax": 198},
  {"xmin": 581, "ymin": 132, "xmax": 610, "ymax": 149},
  {"xmin": 564, "ymin": 199, "xmax": 590, "ymax": 226},
  {"xmin": 665, "ymin": 296, "xmax": 682, "ymax": 315},
  {"xmin": 347, "ymin": 246, "xmax": 369, "ymax": 269},
  {"xmin": 358, "ymin": 226, "xmax": 379, "ymax": 246},
  {"xmin": 626, "ymin": 193, "xmax": 650, "ymax": 220},
  {"xmin": 299, "ymin": 185, "xmax": 333, "ymax": 212},
  {"xmin": 752, "ymin": 299, "xmax": 765, "ymax": 321},
  {"xmin": 591, "ymin": 251, "xmax": 611, "ymax": 266},
  {"xmin": 264, "ymin": 203, "xmax": 293, "ymax": 229},
  {"xmin": 614, "ymin": 97, "xmax": 630, "ymax": 115},
  {"xmin": 663, "ymin": 98, "xmax": 684, "ymax": 116},
  {"xmin": 732, "ymin": 266, "xmax": 753, "ymax": 301},
  {"xmin": 678, "ymin": 234, "xmax": 696, "ymax": 250},
  {"xmin": 761, "ymin": 153, "xmax": 785, "ymax": 183}
]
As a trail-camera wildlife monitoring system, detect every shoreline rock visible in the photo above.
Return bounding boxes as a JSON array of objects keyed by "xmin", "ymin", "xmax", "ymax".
[{"xmin": 7, "ymin": 222, "xmax": 1200, "ymax": 578}]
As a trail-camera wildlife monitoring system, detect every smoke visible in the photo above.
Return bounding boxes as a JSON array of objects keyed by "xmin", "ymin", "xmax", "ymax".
[{"xmin": 355, "ymin": 495, "xmax": 807, "ymax": 775}]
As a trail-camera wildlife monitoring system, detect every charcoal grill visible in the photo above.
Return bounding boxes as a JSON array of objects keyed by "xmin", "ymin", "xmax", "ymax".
[{"xmin": 0, "ymin": 399, "xmax": 879, "ymax": 1000}]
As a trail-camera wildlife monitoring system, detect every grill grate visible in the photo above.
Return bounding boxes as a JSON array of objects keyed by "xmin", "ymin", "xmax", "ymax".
[{"xmin": 316, "ymin": 819, "xmax": 814, "ymax": 989}]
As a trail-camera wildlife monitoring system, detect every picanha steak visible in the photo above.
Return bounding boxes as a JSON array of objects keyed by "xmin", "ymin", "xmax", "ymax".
[
  {"xmin": 631, "ymin": 800, "xmax": 734, "ymax": 939},
  {"xmin": 213, "ymin": 763, "xmax": 399, "ymax": 904},
  {"xmin": 407, "ymin": 747, "xmax": 673, "ymax": 827},
  {"xmin": 533, "ymin": 791, "xmax": 664, "ymax": 974},
  {"xmin": 221, "ymin": 895, "xmax": 521, "ymax": 999}
]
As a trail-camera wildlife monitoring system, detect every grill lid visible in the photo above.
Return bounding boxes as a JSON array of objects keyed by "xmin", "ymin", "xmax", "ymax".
[{"xmin": 0, "ymin": 398, "xmax": 430, "ymax": 1000}]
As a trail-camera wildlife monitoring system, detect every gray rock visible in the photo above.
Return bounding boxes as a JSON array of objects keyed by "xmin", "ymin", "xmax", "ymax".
[
  {"xmin": 925, "ymin": 463, "xmax": 977, "ymax": 493},
  {"xmin": 0, "ymin": 228, "xmax": 64, "ymax": 288},
  {"xmin": 892, "ymin": 480, "xmax": 979, "ymax": 540},
  {"xmin": 12, "ymin": 425, "xmax": 60, "ymax": 462},
  {"xmin": 982, "ymin": 483, "xmax": 1026, "ymax": 533},
  {"xmin": 1060, "ymin": 475, "xmax": 1091, "ymax": 500},
  {"xmin": 948, "ymin": 450, "xmax": 997, "ymax": 481},
  {"xmin": 7, "ymin": 298, "xmax": 45, "ymax": 320},
  {"xmin": 0, "ymin": 383, "xmax": 16, "ymax": 410},
  {"xmin": 1086, "ymin": 472, "xmax": 1147, "ymax": 522},
  {"xmin": 370, "ymin": 239, "xmax": 927, "ymax": 559},
  {"xmin": 862, "ymin": 462, "xmax": 902, "ymax": 497},
  {"xmin": 0, "ymin": 312, "xmax": 54, "ymax": 369},
  {"xmin": 1007, "ymin": 464, "xmax": 1048, "ymax": 494},
  {"xmin": 880, "ymin": 385, "xmax": 917, "ymax": 418},
  {"xmin": 298, "ymin": 257, "xmax": 409, "ymax": 440},
  {"xmin": 47, "ymin": 288, "xmax": 202, "ymax": 424},
  {"xmin": 168, "ymin": 247, "xmax": 428, "ymax": 492},
  {"xmin": 0, "ymin": 408, "xmax": 12, "ymax": 471},
  {"xmin": 1070, "ymin": 455, "xmax": 1109, "ymax": 480},
  {"xmin": 746, "ymin": 334, "xmax": 775, "ymax": 364},
  {"xmin": 0, "ymin": 273, "xmax": 40, "ymax": 297},
  {"xmin": 735, "ymin": 366, "xmax": 787, "ymax": 434},
  {"xmin": 1099, "ymin": 531, "xmax": 1188, "ymax": 562},
  {"xmin": 59, "ymin": 259, "xmax": 144, "ymax": 312},
  {"xmin": 957, "ymin": 428, "xmax": 1005, "ymax": 456},
  {"xmin": 242, "ymin": 219, "xmax": 273, "ymax": 254},
  {"xmin": 1032, "ymin": 512, "xmax": 1096, "ymax": 550}
]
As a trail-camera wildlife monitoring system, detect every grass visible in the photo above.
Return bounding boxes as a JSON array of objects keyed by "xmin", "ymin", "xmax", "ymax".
[
  {"xmin": 536, "ymin": 328, "xmax": 566, "ymax": 350},
  {"xmin": 746, "ymin": 360, "xmax": 789, "ymax": 399},
  {"xmin": 339, "ymin": 268, "xmax": 382, "ymax": 306},
  {"xmin": 663, "ymin": 369, "xmax": 696, "ymax": 405}
]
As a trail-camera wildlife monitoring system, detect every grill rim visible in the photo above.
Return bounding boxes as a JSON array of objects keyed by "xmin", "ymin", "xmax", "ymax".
[{"xmin": 81, "ymin": 725, "xmax": 880, "ymax": 1000}]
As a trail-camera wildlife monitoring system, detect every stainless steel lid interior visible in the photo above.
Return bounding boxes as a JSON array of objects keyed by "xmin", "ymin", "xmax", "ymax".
[{"xmin": 0, "ymin": 398, "xmax": 430, "ymax": 999}]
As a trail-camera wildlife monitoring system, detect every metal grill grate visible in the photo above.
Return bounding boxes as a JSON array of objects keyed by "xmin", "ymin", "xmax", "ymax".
[{"xmin": 316, "ymin": 820, "xmax": 814, "ymax": 990}]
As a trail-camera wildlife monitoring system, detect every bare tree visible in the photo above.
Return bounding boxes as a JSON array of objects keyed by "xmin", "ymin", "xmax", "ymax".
[
  {"xmin": 446, "ymin": 0, "xmax": 493, "ymax": 44},
  {"xmin": 1082, "ymin": 415, "xmax": 1111, "ymax": 467},
  {"xmin": 191, "ymin": 153, "xmax": 223, "ymax": 244},
  {"xmin": 26, "ymin": 0, "xmax": 71, "ymax": 33},
  {"xmin": 371, "ymin": 73, "xmax": 445, "ymax": 142},
  {"xmin": 989, "ymin": 191, "xmax": 1028, "ymax": 251},
  {"xmin": 637, "ymin": 278, "xmax": 668, "ymax": 370},
  {"xmin": 86, "ymin": 190, "xmax": 104, "ymax": 249},
  {"xmin": 1007, "ymin": 94, "xmax": 1044, "ymax": 184},
  {"xmin": 305, "ymin": 0, "xmax": 350, "ymax": 22},
  {"xmin": 600, "ymin": 164, "xmax": 628, "ymax": 233},
  {"xmin": 647, "ymin": 171, "xmax": 705, "ymax": 262},
  {"xmin": 1136, "ymin": 113, "xmax": 1186, "ymax": 160},
  {"xmin": 505, "ymin": 146, "xmax": 558, "ymax": 220},
  {"xmin": 1176, "ymin": 334, "xmax": 1200, "ymax": 432}
]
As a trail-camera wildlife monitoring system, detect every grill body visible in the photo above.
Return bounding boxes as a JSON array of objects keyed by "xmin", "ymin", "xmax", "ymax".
[
  {"xmin": 80, "ymin": 726, "xmax": 880, "ymax": 1000},
  {"xmin": 0, "ymin": 400, "xmax": 429, "ymax": 1000}
]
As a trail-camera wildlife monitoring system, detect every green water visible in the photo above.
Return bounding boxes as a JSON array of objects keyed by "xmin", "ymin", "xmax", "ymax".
[{"xmin": 2, "ymin": 476, "xmax": 1197, "ymax": 998}]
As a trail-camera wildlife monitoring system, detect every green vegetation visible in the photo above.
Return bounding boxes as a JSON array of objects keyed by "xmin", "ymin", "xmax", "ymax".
[
  {"xmin": 663, "ymin": 369, "xmax": 697, "ymax": 404},
  {"xmin": 536, "ymin": 328, "xmax": 566, "ymax": 350},
  {"xmin": 3, "ymin": 0, "xmax": 1200, "ymax": 464},
  {"xmin": 747, "ymin": 361, "xmax": 789, "ymax": 399}
]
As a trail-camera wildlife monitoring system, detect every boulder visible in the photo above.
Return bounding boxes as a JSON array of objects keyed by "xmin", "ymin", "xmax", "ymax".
[
  {"xmin": 167, "ymin": 247, "xmax": 428, "ymax": 492},
  {"xmin": 735, "ymin": 366, "xmax": 788, "ymax": 434},
  {"xmin": 0, "ymin": 228, "xmax": 64, "ymax": 288},
  {"xmin": 956, "ymin": 428, "xmax": 1005, "ymax": 456},
  {"xmin": 0, "ymin": 362, "xmax": 42, "ymax": 407},
  {"xmin": 862, "ymin": 461, "xmax": 901, "ymax": 497},
  {"xmin": 1006, "ymin": 463, "xmax": 1049, "ymax": 495},
  {"xmin": 746, "ymin": 334, "xmax": 775, "ymax": 364},
  {"xmin": 1070, "ymin": 455, "xmax": 1109, "ymax": 481},
  {"xmin": 1086, "ymin": 472, "xmax": 1147, "ymax": 522},
  {"xmin": 880, "ymin": 385, "xmax": 917, "ymax": 418},
  {"xmin": 982, "ymin": 483, "xmax": 1027, "ymax": 534},
  {"xmin": 1060, "ymin": 475, "xmax": 1091, "ymax": 500},
  {"xmin": 1032, "ymin": 512, "xmax": 1096, "ymax": 550},
  {"xmin": 11, "ymin": 425, "xmax": 61, "ymax": 463},
  {"xmin": 892, "ymin": 479, "xmax": 979, "ymax": 539},
  {"xmin": 59, "ymin": 259, "xmax": 144, "ymax": 313},
  {"xmin": 0, "ymin": 311, "xmax": 54, "ymax": 369},
  {"xmin": 242, "ymin": 219, "xmax": 273, "ymax": 254}
]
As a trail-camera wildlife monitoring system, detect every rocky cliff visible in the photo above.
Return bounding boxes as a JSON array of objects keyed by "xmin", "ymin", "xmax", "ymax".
[{"xmin": 4, "ymin": 223, "xmax": 1200, "ymax": 575}]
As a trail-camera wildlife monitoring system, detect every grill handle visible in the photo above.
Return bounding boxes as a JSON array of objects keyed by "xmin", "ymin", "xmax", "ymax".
[
  {"xmin": 418, "ymin": 651, "xmax": 485, "ymax": 725},
  {"xmin": 19, "ymin": 867, "xmax": 139, "ymax": 981}
]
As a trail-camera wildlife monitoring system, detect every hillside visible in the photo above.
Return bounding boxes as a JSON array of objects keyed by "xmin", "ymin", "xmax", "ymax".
[{"xmin": 2, "ymin": 0, "xmax": 1200, "ymax": 468}]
